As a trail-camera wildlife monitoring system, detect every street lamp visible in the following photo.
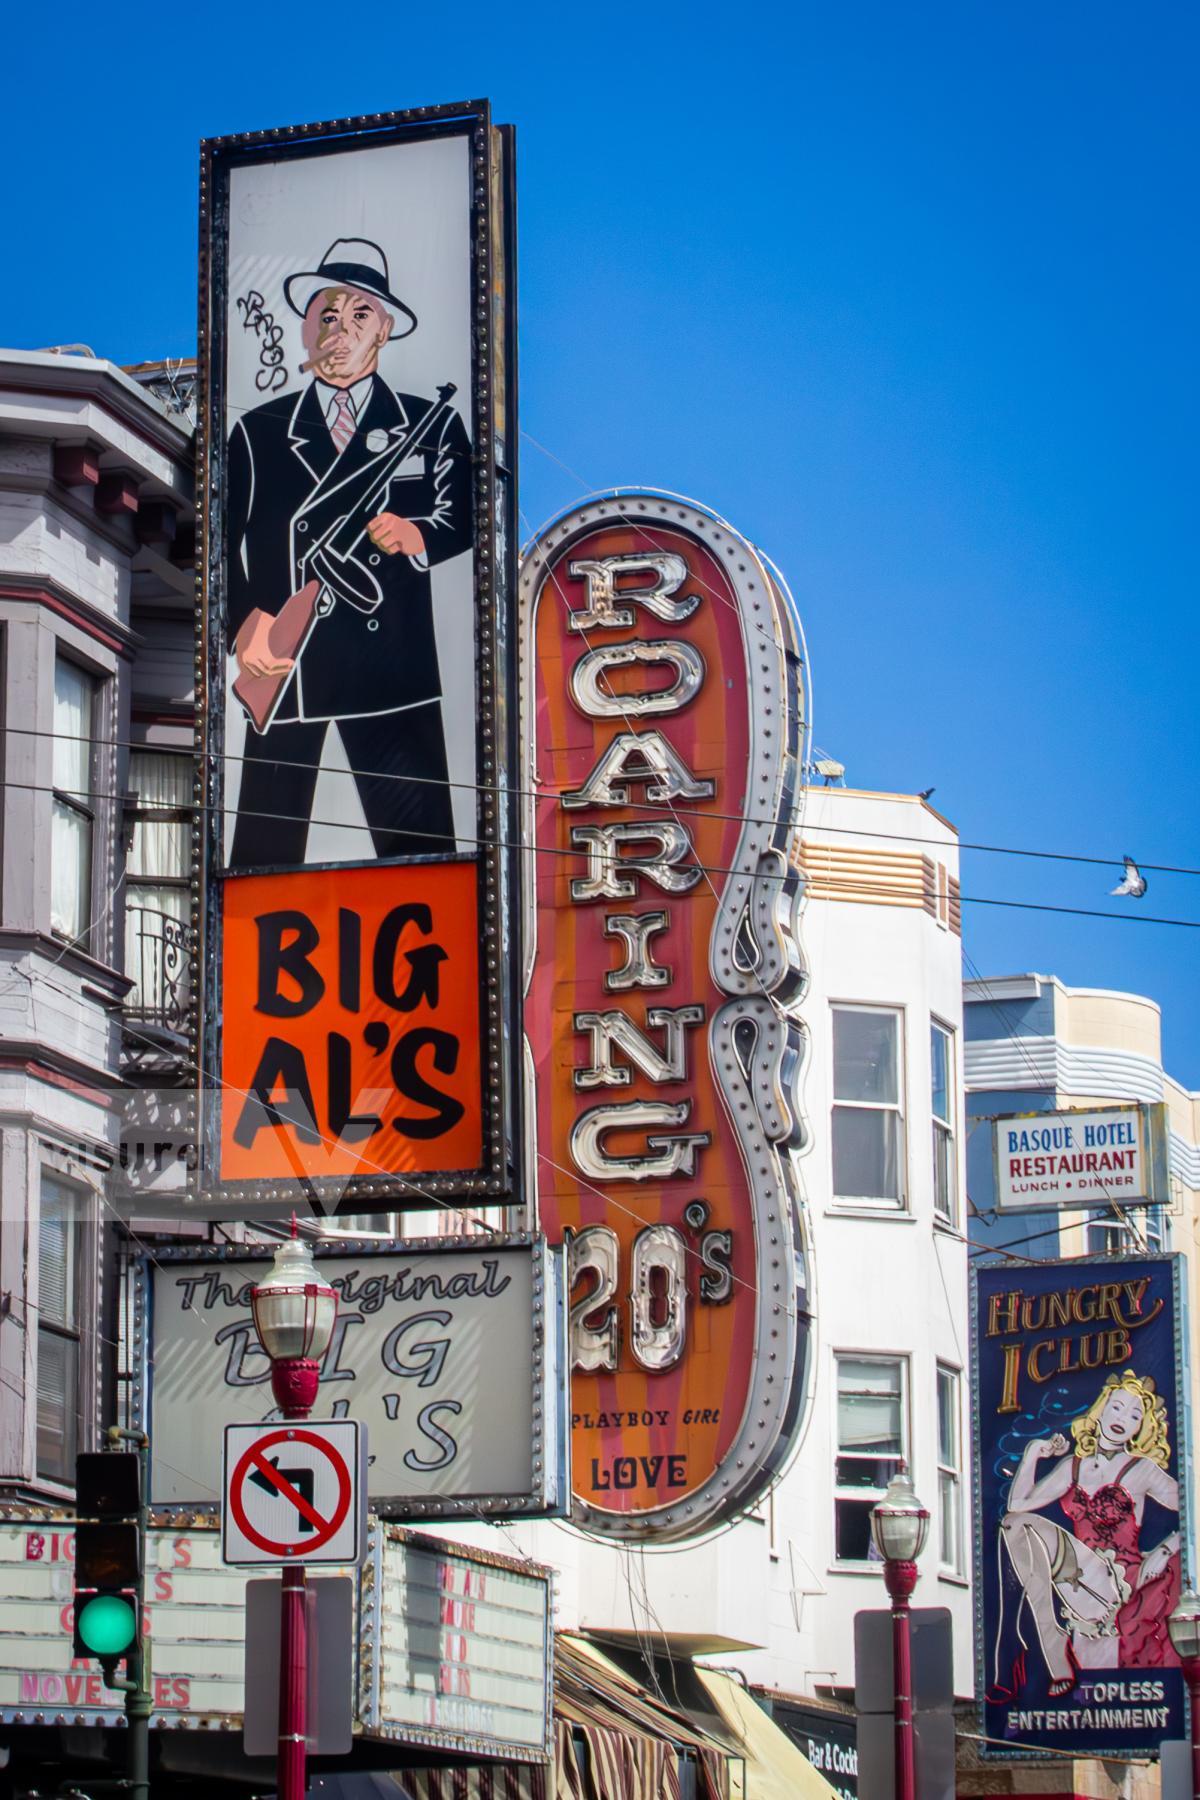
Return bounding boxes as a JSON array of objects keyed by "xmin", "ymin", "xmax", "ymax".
[
  {"xmin": 1168, "ymin": 1588, "xmax": 1200, "ymax": 1799},
  {"xmin": 250, "ymin": 1229, "xmax": 337, "ymax": 1417},
  {"xmin": 871, "ymin": 1464, "xmax": 930, "ymax": 1800},
  {"xmin": 249, "ymin": 1228, "xmax": 336, "ymax": 1800}
]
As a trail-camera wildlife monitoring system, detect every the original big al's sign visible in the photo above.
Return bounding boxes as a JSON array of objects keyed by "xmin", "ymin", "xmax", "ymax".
[{"xmin": 521, "ymin": 493, "xmax": 812, "ymax": 1539}]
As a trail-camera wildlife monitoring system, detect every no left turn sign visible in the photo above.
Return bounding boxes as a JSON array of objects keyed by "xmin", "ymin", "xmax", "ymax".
[{"xmin": 222, "ymin": 1420, "xmax": 365, "ymax": 1566}]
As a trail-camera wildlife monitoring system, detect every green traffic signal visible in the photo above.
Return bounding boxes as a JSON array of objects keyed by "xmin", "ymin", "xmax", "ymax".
[{"xmin": 75, "ymin": 1592, "xmax": 138, "ymax": 1658}]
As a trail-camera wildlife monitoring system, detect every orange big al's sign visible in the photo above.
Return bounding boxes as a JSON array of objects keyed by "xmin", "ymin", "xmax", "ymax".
[
  {"xmin": 219, "ymin": 861, "xmax": 483, "ymax": 1188},
  {"xmin": 521, "ymin": 493, "xmax": 812, "ymax": 1541}
]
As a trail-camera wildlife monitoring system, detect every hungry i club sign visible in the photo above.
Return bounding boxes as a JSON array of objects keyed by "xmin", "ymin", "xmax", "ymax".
[
  {"xmin": 521, "ymin": 492, "xmax": 811, "ymax": 1540},
  {"xmin": 972, "ymin": 1255, "xmax": 1188, "ymax": 1762}
]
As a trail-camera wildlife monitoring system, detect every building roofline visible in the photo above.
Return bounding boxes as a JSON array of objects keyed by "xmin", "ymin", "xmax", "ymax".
[
  {"xmin": 802, "ymin": 785, "xmax": 958, "ymax": 834},
  {"xmin": 964, "ymin": 972, "xmax": 1163, "ymax": 1017},
  {"xmin": 0, "ymin": 346, "xmax": 194, "ymax": 457}
]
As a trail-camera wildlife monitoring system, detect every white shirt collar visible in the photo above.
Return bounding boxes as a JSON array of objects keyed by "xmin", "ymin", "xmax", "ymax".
[{"xmin": 318, "ymin": 374, "xmax": 374, "ymax": 428}]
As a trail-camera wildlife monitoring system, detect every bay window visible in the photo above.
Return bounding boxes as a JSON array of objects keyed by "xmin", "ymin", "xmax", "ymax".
[
  {"xmin": 834, "ymin": 1353, "xmax": 907, "ymax": 1561},
  {"xmin": 832, "ymin": 1005, "xmax": 905, "ymax": 1206},
  {"xmin": 937, "ymin": 1363, "xmax": 964, "ymax": 1574},
  {"xmin": 50, "ymin": 658, "xmax": 96, "ymax": 945},
  {"xmin": 36, "ymin": 1176, "xmax": 83, "ymax": 1482},
  {"xmin": 124, "ymin": 751, "xmax": 192, "ymax": 1024},
  {"xmin": 931, "ymin": 1021, "xmax": 957, "ymax": 1225}
]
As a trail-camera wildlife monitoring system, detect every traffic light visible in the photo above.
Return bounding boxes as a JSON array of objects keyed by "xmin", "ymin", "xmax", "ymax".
[{"xmin": 73, "ymin": 1450, "xmax": 142, "ymax": 1682}]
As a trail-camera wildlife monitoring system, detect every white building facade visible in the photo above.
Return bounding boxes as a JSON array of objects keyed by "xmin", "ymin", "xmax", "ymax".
[{"xmin": 456, "ymin": 785, "xmax": 975, "ymax": 1712}]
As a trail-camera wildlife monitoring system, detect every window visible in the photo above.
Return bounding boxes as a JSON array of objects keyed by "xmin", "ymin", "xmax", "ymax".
[
  {"xmin": 1087, "ymin": 1206, "xmax": 1167, "ymax": 1256},
  {"xmin": 937, "ymin": 1364, "xmax": 964, "ymax": 1574},
  {"xmin": 931, "ymin": 1022, "xmax": 956, "ymax": 1226},
  {"xmin": 124, "ymin": 751, "xmax": 192, "ymax": 1023},
  {"xmin": 50, "ymin": 659, "xmax": 96, "ymax": 945},
  {"xmin": 835, "ymin": 1354, "xmax": 906, "ymax": 1561},
  {"xmin": 331, "ymin": 1213, "xmax": 400, "ymax": 1236},
  {"xmin": 36, "ymin": 1176, "xmax": 84, "ymax": 1482},
  {"xmin": 832, "ymin": 1006, "xmax": 905, "ymax": 1206}
]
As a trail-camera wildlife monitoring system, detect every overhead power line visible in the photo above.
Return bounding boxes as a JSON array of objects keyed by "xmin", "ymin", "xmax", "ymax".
[
  {"xmin": 10, "ymin": 721, "xmax": 1200, "ymax": 880},
  {"xmin": 6, "ymin": 769, "xmax": 1198, "ymax": 928}
]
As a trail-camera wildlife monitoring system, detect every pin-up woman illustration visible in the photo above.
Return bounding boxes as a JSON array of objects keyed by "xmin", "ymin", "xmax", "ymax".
[{"xmin": 990, "ymin": 1370, "xmax": 1181, "ymax": 1698}]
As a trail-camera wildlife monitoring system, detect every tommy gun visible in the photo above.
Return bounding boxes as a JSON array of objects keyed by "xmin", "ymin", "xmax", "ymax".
[{"xmin": 232, "ymin": 382, "xmax": 459, "ymax": 733}]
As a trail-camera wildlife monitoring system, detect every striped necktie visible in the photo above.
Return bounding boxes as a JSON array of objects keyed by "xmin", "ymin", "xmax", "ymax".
[{"xmin": 330, "ymin": 389, "xmax": 355, "ymax": 454}]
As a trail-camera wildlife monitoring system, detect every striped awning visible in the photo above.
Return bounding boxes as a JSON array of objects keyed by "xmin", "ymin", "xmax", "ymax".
[
  {"xmin": 398, "ymin": 1769, "xmax": 548, "ymax": 1800},
  {"xmin": 379, "ymin": 1636, "xmax": 734, "ymax": 1800},
  {"xmin": 554, "ymin": 1637, "xmax": 730, "ymax": 1800}
]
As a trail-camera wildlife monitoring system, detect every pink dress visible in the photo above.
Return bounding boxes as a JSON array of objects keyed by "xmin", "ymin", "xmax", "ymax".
[{"xmin": 1059, "ymin": 1455, "xmax": 1180, "ymax": 1666}]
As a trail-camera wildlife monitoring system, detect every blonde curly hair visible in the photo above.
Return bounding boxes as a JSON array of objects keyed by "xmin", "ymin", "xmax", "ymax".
[{"xmin": 1070, "ymin": 1370, "xmax": 1170, "ymax": 1469}]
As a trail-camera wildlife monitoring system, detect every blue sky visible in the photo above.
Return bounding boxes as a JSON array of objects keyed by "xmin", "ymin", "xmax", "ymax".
[{"xmin": 5, "ymin": 1, "xmax": 1197, "ymax": 1075}]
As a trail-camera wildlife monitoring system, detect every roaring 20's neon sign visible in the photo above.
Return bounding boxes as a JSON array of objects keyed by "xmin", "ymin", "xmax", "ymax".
[{"xmin": 521, "ymin": 492, "xmax": 811, "ymax": 1540}]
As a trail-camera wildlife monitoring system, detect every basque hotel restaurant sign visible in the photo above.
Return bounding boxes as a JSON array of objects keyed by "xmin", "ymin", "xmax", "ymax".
[
  {"xmin": 521, "ymin": 492, "xmax": 811, "ymax": 1539},
  {"xmin": 196, "ymin": 102, "xmax": 518, "ymax": 1212},
  {"xmin": 972, "ymin": 1255, "xmax": 1188, "ymax": 1761},
  {"xmin": 993, "ymin": 1103, "xmax": 1170, "ymax": 1213}
]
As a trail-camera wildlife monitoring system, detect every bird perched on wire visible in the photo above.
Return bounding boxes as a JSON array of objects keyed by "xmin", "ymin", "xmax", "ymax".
[{"xmin": 1111, "ymin": 855, "xmax": 1148, "ymax": 898}]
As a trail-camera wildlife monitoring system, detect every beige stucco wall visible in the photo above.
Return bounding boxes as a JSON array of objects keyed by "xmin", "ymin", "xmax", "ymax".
[{"xmin": 1056, "ymin": 986, "xmax": 1163, "ymax": 1064}]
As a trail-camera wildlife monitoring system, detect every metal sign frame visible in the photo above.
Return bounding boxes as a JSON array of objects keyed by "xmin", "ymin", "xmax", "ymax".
[
  {"xmin": 0, "ymin": 1510, "xmax": 554, "ymax": 1761},
  {"xmin": 990, "ymin": 1101, "xmax": 1171, "ymax": 1213},
  {"xmin": 519, "ymin": 490, "xmax": 813, "ymax": 1540},
  {"xmin": 132, "ymin": 1231, "xmax": 569, "ymax": 1521},
  {"xmin": 193, "ymin": 101, "xmax": 521, "ymax": 1214},
  {"xmin": 970, "ymin": 1251, "xmax": 1191, "ymax": 1763}
]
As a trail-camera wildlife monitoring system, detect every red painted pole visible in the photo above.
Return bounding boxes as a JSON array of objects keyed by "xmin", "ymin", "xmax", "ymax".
[
  {"xmin": 278, "ymin": 1563, "xmax": 307, "ymax": 1800},
  {"xmin": 1188, "ymin": 1660, "xmax": 1200, "ymax": 1800},
  {"xmin": 884, "ymin": 1558, "xmax": 918, "ymax": 1800},
  {"xmin": 272, "ymin": 1354, "xmax": 320, "ymax": 1800}
]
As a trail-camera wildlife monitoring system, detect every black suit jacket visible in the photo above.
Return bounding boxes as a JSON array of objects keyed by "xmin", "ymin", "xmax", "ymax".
[{"xmin": 226, "ymin": 375, "xmax": 473, "ymax": 723}]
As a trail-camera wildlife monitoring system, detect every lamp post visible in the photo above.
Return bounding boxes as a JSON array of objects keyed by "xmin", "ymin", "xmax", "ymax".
[
  {"xmin": 1168, "ymin": 1588, "xmax": 1200, "ymax": 1799},
  {"xmin": 871, "ymin": 1465, "xmax": 930, "ymax": 1800},
  {"xmin": 249, "ymin": 1228, "xmax": 337, "ymax": 1800}
]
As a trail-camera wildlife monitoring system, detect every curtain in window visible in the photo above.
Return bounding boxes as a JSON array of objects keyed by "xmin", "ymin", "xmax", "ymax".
[
  {"xmin": 51, "ymin": 662, "xmax": 94, "ymax": 941},
  {"xmin": 36, "ymin": 1333, "xmax": 78, "ymax": 1480},
  {"xmin": 36, "ymin": 1175, "xmax": 82, "ymax": 1482},
  {"xmin": 128, "ymin": 752, "xmax": 190, "ymax": 880},
  {"xmin": 51, "ymin": 806, "xmax": 91, "ymax": 940},
  {"xmin": 53, "ymin": 662, "xmax": 92, "ymax": 798}
]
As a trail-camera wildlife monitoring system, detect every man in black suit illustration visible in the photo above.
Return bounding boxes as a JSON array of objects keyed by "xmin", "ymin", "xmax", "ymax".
[{"xmin": 226, "ymin": 237, "xmax": 472, "ymax": 870}]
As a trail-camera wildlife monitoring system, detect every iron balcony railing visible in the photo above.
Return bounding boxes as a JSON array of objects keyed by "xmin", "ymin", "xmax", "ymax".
[{"xmin": 124, "ymin": 905, "xmax": 192, "ymax": 1035}]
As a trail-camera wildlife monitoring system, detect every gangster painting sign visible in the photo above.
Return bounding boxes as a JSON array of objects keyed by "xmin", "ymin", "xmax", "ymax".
[
  {"xmin": 197, "ymin": 105, "xmax": 517, "ymax": 1210},
  {"xmin": 972, "ymin": 1255, "xmax": 1188, "ymax": 1760},
  {"xmin": 521, "ymin": 492, "xmax": 812, "ymax": 1540},
  {"xmin": 224, "ymin": 232, "xmax": 472, "ymax": 868}
]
